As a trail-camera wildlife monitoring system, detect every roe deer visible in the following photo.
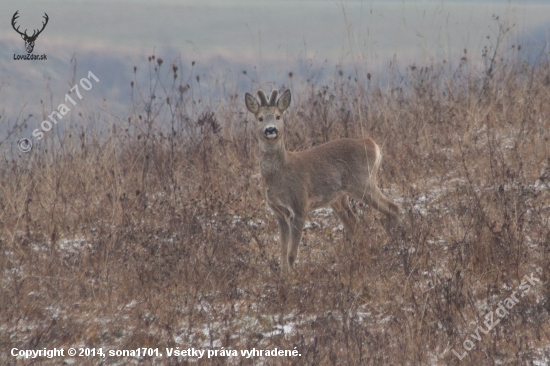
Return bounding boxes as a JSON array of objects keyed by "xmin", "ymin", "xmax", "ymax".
[{"xmin": 245, "ymin": 89, "xmax": 401, "ymax": 275}]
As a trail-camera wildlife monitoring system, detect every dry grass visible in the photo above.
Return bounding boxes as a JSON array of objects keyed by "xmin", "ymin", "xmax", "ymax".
[{"xmin": 1, "ymin": 47, "xmax": 550, "ymax": 365}]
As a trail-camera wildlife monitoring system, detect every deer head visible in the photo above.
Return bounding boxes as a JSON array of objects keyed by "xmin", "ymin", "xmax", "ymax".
[
  {"xmin": 245, "ymin": 89, "xmax": 291, "ymax": 152},
  {"xmin": 12, "ymin": 11, "xmax": 49, "ymax": 54}
]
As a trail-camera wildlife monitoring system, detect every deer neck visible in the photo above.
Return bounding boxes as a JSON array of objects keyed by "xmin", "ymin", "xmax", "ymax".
[{"xmin": 259, "ymin": 137, "xmax": 287, "ymax": 177}]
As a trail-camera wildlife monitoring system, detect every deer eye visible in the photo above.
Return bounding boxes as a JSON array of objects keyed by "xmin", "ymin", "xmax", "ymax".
[
  {"xmin": 276, "ymin": 115, "xmax": 280, "ymax": 120},
  {"xmin": 258, "ymin": 117, "xmax": 263, "ymax": 122}
]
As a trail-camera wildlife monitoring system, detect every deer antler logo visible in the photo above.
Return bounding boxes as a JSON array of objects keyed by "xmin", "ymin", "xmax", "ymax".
[{"xmin": 12, "ymin": 10, "xmax": 49, "ymax": 54}]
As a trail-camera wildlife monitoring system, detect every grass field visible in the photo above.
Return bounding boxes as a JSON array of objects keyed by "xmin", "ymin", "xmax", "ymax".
[{"xmin": 1, "ymin": 35, "xmax": 550, "ymax": 365}]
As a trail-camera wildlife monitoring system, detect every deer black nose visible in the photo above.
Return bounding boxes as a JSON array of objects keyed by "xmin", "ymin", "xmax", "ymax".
[{"xmin": 264, "ymin": 126, "xmax": 278, "ymax": 139}]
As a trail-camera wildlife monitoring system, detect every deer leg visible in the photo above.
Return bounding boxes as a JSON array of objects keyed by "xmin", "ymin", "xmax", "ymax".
[
  {"xmin": 331, "ymin": 195, "xmax": 359, "ymax": 241},
  {"xmin": 351, "ymin": 185, "xmax": 401, "ymax": 222},
  {"xmin": 275, "ymin": 214, "xmax": 291, "ymax": 275},
  {"xmin": 368, "ymin": 186, "xmax": 402, "ymax": 222},
  {"xmin": 288, "ymin": 216, "xmax": 306, "ymax": 269}
]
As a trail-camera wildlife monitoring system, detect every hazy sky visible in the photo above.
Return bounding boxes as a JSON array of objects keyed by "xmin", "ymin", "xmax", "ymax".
[
  {"xmin": 4, "ymin": 1, "xmax": 550, "ymax": 65},
  {"xmin": 1, "ymin": 0, "xmax": 549, "ymax": 125}
]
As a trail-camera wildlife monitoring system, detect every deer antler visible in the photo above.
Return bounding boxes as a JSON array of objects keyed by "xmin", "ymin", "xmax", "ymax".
[
  {"xmin": 32, "ymin": 13, "xmax": 49, "ymax": 39},
  {"xmin": 11, "ymin": 11, "xmax": 27, "ymax": 37},
  {"xmin": 268, "ymin": 90, "xmax": 279, "ymax": 106},
  {"xmin": 257, "ymin": 90, "xmax": 268, "ymax": 107},
  {"xmin": 11, "ymin": 11, "xmax": 49, "ymax": 40}
]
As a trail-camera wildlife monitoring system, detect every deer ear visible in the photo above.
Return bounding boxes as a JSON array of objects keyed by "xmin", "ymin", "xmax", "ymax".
[
  {"xmin": 245, "ymin": 93, "xmax": 260, "ymax": 115},
  {"xmin": 277, "ymin": 89, "xmax": 291, "ymax": 112}
]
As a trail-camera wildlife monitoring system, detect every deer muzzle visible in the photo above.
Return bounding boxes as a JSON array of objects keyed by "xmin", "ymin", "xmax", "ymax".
[{"xmin": 264, "ymin": 126, "xmax": 278, "ymax": 139}]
